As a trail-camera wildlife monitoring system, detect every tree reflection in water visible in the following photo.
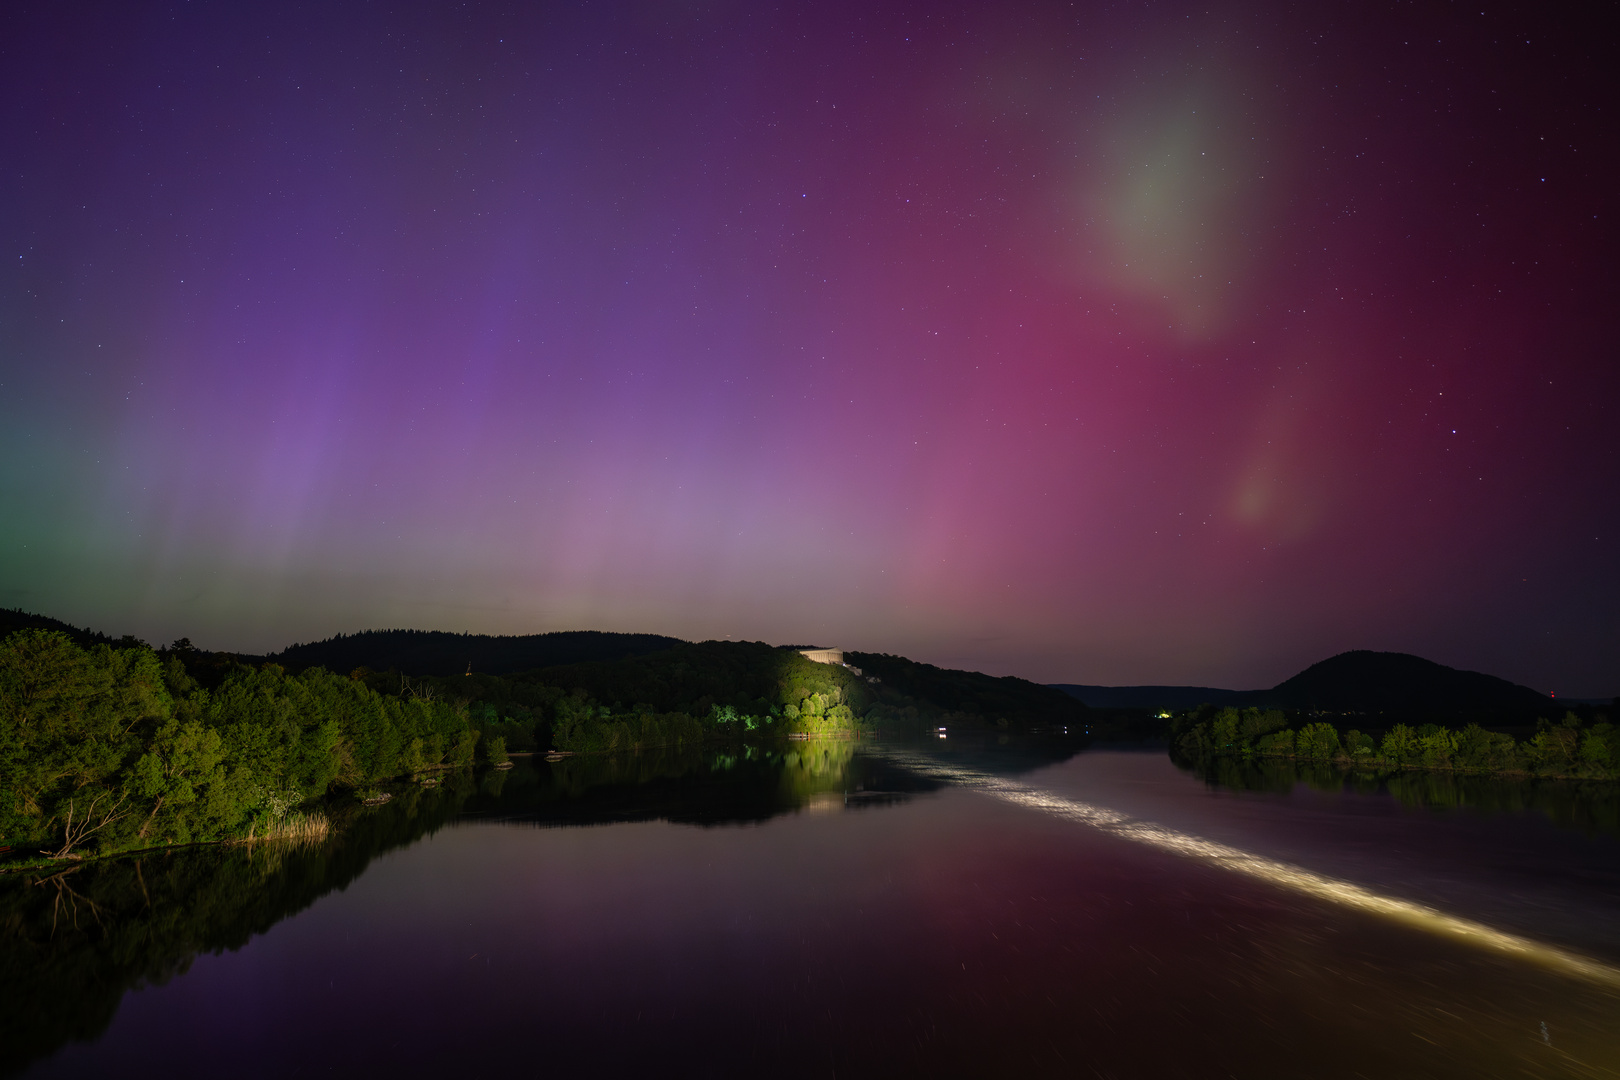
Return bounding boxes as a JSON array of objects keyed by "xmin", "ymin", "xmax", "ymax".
[
  {"xmin": 0, "ymin": 776, "xmax": 469, "ymax": 1075},
  {"xmin": 0, "ymin": 736, "xmax": 1002, "ymax": 1073},
  {"xmin": 1181, "ymin": 753, "xmax": 1620, "ymax": 839}
]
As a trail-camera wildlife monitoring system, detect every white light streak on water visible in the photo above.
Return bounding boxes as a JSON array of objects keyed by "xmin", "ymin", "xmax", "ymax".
[{"xmin": 881, "ymin": 751, "xmax": 1620, "ymax": 990}]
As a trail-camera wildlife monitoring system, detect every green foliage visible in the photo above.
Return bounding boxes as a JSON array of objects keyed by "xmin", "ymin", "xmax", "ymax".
[
  {"xmin": 1294, "ymin": 722, "xmax": 1341, "ymax": 760},
  {"xmin": 1241, "ymin": 709, "xmax": 1289, "ymax": 742},
  {"xmin": 1171, "ymin": 701, "xmax": 1617, "ymax": 782},
  {"xmin": 1255, "ymin": 729, "xmax": 1295, "ymax": 756},
  {"xmin": 1581, "ymin": 723, "xmax": 1615, "ymax": 769},
  {"xmin": 1525, "ymin": 713, "xmax": 1582, "ymax": 772},
  {"xmin": 1344, "ymin": 729, "xmax": 1377, "ymax": 757},
  {"xmin": 467, "ymin": 699, "xmax": 540, "ymax": 752},
  {"xmin": 1, "ymin": 627, "xmax": 1096, "ymax": 857},
  {"xmin": 1172, "ymin": 706, "xmax": 1288, "ymax": 758},
  {"xmin": 1417, "ymin": 724, "xmax": 1458, "ymax": 768},
  {"xmin": 410, "ymin": 640, "xmax": 1085, "ymax": 750},
  {"xmin": 0, "ymin": 630, "xmax": 496, "ymax": 858},
  {"xmin": 1380, "ymin": 724, "xmax": 1420, "ymax": 765},
  {"xmin": 526, "ymin": 643, "xmax": 895, "ymax": 749},
  {"xmin": 0, "ymin": 631, "xmax": 169, "ymax": 854},
  {"xmin": 1453, "ymin": 723, "xmax": 1517, "ymax": 770},
  {"xmin": 553, "ymin": 710, "xmax": 708, "ymax": 753}
]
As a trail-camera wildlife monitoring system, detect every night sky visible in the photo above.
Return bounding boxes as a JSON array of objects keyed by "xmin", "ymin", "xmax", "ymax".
[{"xmin": 1, "ymin": 1, "xmax": 1615, "ymax": 694}]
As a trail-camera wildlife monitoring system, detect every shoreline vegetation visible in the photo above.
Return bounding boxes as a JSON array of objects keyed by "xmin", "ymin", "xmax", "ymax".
[
  {"xmin": 0, "ymin": 740, "xmax": 971, "ymax": 1075},
  {"xmin": 0, "ymin": 771, "xmax": 485, "ymax": 1074},
  {"xmin": 1170, "ymin": 705, "xmax": 1619, "ymax": 782},
  {"xmin": 0, "ymin": 622, "xmax": 1086, "ymax": 868}
]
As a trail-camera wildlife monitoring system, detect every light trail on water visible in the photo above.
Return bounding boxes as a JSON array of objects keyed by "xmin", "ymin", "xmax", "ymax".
[{"xmin": 877, "ymin": 750, "xmax": 1620, "ymax": 990}]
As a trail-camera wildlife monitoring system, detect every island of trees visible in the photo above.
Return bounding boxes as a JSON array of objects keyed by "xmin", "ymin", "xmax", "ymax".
[{"xmin": 1171, "ymin": 704, "xmax": 1618, "ymax": 780}]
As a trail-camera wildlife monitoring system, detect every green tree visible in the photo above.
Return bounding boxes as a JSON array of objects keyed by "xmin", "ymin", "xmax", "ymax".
[
  {"xmin": 1453, "ymin": 724, "xmax": 1518, "ymax": 771},
  {"xmin": 1240, "ymin": 709, "xmax": 1288, "ymax": 743},
  {"xmin": 1344, "ymin": 730, "xmax": 1377, "ymax": 758},
  {"xmin": 126, "ymin": 719, "xmax": 227, "ymax": 845},
  {"xmin": 1381, "ymin": 724, "xmax": 1419, "ymax": 764},
  {"xmin": 1580, "ymin": 723, "xmax": 1615, "ymax": 773},
  {"xmin": 0, "ymin": 632, "xmax": 169, "ymax": 853},
  {"xmin": 1527, "ymin": 714, "xmax": 1581, "ymax": 773},
  {"xmin": 1418, "ymin": 725, "xmax": 1458, "ymax": 768},
  {"xmin": 1295, "ymin": 722, "xmax": 1341, "ymax": 760},
  {"xmin": 1256, "ymin": 729, "xmax": 1295, "ymax": 756}
]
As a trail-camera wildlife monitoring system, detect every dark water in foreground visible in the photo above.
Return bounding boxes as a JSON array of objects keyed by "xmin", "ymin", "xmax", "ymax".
[{"xmin": 6, "ymin": 739, "xmax": 1620, "ymax": 1078}]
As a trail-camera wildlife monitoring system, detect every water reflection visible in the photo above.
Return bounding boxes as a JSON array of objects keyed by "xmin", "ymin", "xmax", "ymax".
[
  {"xmin": 882, "ymin": 748, "xmax": 1620, "ymax": 990},
  {"xmin": 0, "ymin": 780, "xmax": 471, "ymax": 1076},
  {"xmin": 460, "ymin": 732, "xmax": 1079, "ymax": 828},
  {"xmin": 11, "ymin": 737, "xmax": 1617, "ymax": 1079},
  {"xmin": 466, "ymin": 739, "xmax": 943, "ymax": 827},
  {"xmin": 1182, "ymin": 753, "xmax": 1620, "ymax": 840},
  {"xmin": 3, "ymin": 736, "xmax": 1070, "ymax": 1074}
]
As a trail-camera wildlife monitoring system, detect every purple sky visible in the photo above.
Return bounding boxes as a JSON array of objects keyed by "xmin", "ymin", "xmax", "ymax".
[{"xmin": 1, "ymin": 1, "xmax": 1615, "ymax": 693}]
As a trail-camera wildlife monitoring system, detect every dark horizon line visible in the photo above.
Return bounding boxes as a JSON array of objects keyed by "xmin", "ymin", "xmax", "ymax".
[{"xmin": 4, "ymin": 607, "xmax": 1613, "ymax": 701}]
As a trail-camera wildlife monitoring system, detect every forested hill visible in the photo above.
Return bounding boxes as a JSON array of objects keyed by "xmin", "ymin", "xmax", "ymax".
[
  {"xmin": 848, "ymin": 652, "xmax": 1086, "ymax": 729},
  {"xmin": 1267, "ymin": 650, "xmax": 1549, "ymax": 714},
  {"xmin": 0, "ymin": 618, "xmax": 1086, "ymax": 886},
  {"xmin": 504, "ymin": 641, "xmax": 1087, "ymax": 732},
  {"xmin": 271, "ymin": 628, "xmax": 687, "ymax": 676}
]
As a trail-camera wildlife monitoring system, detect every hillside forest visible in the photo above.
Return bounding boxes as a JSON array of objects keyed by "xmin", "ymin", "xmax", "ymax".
[{"xmin": 0, "ymin": 622, "xmax": 1085, "ymax": 863}]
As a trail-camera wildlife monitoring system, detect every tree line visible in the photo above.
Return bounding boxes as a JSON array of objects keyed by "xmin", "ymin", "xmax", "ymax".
[
  {"xmin": 1171, "ymin": 705, "xmax": 1619, "ymax": 779},
  {"xmin": 0, "ymin": 630, "xmax": 483, "ymax": 860},
  {"xmin": 2, "ymin": 628, "xmax": 1088, "ymax": 861}
]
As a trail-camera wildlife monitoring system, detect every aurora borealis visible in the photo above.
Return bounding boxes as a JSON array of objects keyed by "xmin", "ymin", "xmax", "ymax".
[{"xmin": 1, "ymin": 1, "xmax": 1614, "ymax": 693}]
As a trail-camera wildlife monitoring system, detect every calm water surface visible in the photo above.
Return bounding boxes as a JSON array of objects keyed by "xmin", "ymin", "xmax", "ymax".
[{"xmin": 7, "ymin": 739, "xmax": 1619, "ymax": 1078}]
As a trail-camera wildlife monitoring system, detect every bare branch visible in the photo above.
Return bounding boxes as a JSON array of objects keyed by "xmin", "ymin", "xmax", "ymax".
[{"xmin": 48, "ymin": 790, "xmax": 132, "ymax": 859}]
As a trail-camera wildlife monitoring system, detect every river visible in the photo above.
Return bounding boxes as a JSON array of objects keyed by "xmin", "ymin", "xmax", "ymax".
[{"xmin": 5, "ymin": 738, "xmax": 1618, "ymax": 1078}]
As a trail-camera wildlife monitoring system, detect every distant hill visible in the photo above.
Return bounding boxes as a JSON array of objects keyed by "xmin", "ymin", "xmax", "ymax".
[
  {"xmin": 1265, "ymin": 650, "xmax": 1549, "ymax": 714},
  {"xmin": 2, "ymin": 610, "xmax": 1563, "ymax": 719},
  {"xmin": 1053, "ymin": 650, "xmax": 1553, "ymax": 718},
  {"xmin": 1049, "ymin": 684, "xmax": 1251, "ymax": 710},
  {"xmin": 271, "ymin": 628, "xmax": 687, "ymax": 677}
]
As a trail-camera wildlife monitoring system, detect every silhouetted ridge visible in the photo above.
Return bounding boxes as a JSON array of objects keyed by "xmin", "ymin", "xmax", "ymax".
[
  {"xmin": 849, "ymin": 651, "xmax": 1086, "ymax": 727},
  {"xmin": 272, "ymin": 628, "xmax": 686, "ymax": 676},
  {"xmin": 1267, "ymin": 650, "xmax": 1548, "ymax": 713},
  {"xmin": 0, "ymin": 608, "xmax": 120, "ymax": 649},
  {"xmin": 1051, "ymin": 684, "xmax": 1249, "ymax": 710},
  {"xmin": 1053, "ymin": 650, "xmax": 1553, "ymax": 717}
]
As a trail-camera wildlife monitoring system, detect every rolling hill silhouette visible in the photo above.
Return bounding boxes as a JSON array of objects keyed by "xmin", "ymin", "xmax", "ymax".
[
  {"xmin": 1055, "ymin": 650, "xmax": 1552, "ymax": 716},
  {"xmin": 0, "ymin": 610, "xmax": 1564, "ymax": 717},
  {"xmin": 1266, "ymin": 650, "xmax": 1548, "ymax": 712},
  {"xmin": 270, "ymin": 628, "xmax": 686, "ymax": 676},
  {"xmin": 0, "ymin": 608, "xmax": 119, "ymax": 649}
]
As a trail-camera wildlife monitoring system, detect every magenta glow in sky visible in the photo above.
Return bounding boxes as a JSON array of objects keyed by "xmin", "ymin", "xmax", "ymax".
[{"xmin": 1, "ymin": 1, "xmax": 1615, "ymax": 693}]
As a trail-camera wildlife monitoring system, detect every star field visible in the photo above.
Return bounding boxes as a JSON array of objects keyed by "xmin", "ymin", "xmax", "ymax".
[{"xmin": 0, "ymin": 0, "xmax": 1614, "ymax": 693}]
